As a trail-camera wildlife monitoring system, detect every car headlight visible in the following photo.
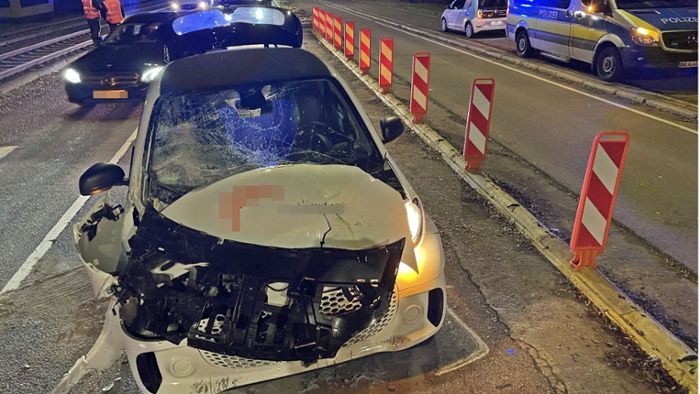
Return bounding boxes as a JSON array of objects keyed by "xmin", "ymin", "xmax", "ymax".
[
  {"xmin": 63, "ymin": 68, "xmax": 81, "ymax": 84},
  {"xmin": 170, "ymin": 2, "xmax": 180, "ymax": 10},
  {"xmin": 140, "ymin": 66, "xmax": 164, "ymax": 83},
  {"xmin": 405, "ymin": 198, "xmax": 424, "ymax": 245},
  {"xmin": 631, "ymin": 27, "xmax": 660, "ymax": 46},
  {"xmin": 197, "ymin": 1, "xmax": 208, "ymax": 9}
]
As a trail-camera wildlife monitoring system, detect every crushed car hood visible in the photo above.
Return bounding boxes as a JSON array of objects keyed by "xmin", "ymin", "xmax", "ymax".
[{"xmin": 161, "ymin": 164, "xmax": 418, "ymax": 269}]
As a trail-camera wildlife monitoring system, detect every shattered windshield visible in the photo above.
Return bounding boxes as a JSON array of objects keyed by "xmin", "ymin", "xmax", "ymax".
[{"xmin": 147, "ymin": 79, "xmax": 385, "ymax": 203}]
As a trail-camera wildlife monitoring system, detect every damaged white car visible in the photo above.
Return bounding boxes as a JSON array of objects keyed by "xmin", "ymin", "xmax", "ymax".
[{"xmin": 60, "ymin": 30, "xmax": 446, "ymax": 394}]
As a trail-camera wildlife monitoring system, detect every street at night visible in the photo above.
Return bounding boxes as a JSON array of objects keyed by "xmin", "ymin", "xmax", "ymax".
[{"xmin": 0, "ymin": 0, "xmax": 697, "ymax": 393}]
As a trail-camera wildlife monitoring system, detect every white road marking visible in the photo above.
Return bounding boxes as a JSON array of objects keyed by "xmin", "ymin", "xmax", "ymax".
[
  {"xmin": 1, "ymin": 129, "xmax": 137, "ymax": 294},
  {"xmin": 318, "ymin": 1, "xmax": 698, "ymax": 135},
  {"xmin": 0, "ymin": 145, "xmax": 17, "ymax": 160}
]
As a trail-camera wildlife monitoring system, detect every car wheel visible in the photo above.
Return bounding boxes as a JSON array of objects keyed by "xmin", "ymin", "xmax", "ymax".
[
  {"xmin": 515, "ymin": 30, "xmax": 533, "ymax": 58},
  {"xmin": 441, "ymin": 18, "xmax": 448, "ymax": 32},
  {"xmin": 465, "ymin": 22, "xmax": 474, "ymax": 38},
  {"xmin": 596, "ymin": 46, "xmax": 625, "ymax": 82}
]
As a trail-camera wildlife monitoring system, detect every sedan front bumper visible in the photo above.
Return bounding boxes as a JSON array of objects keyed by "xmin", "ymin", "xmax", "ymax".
[{"xmin": 65, "ymin": 82, "xmax": 150, "ymax": 105}]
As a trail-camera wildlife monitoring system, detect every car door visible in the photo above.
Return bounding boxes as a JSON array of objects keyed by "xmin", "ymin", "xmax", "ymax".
[
  {"xmin": 447, "ymin": 0, "xmax": 467, "ymax": 29},
  {"xmin": 568, "ymin": 0, "xmax": 608, "ymax": 62},
  {"xmin": 534, "ymin": 0, "xmax": 574, "ymax": 58}
]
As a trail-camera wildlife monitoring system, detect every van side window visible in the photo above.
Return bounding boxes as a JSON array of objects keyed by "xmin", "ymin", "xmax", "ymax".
[
  {"xmin": 541, "ymin": 0, "xmax": 570, "ymax": 8},
  {"xmin": 454, "ymin": 0, "xmax": 467, "ymax": 8}
]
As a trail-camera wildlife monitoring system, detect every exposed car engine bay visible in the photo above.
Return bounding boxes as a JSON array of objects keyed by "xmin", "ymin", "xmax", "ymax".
[{"xmin": 110, "ymin": 207, "xmax": 404, "ymax": 364}]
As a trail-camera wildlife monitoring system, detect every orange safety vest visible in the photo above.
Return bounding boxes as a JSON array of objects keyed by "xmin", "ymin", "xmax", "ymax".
[
  {"xmin": 104, "ymin": 0, "xmax": 124, "ymax": 24},
  {"xmin": 82, "ymin": 0, "xmax": 100, "ymax": 19}
]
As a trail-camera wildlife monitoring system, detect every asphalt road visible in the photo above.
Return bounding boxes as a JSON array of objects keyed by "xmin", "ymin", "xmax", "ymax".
[
  {"xmin": 0, "ymin": 37, "xmax": 671, "ymax": 391},
  {"xmin": 298, "ymin": 0, "xmax": 698, "ymax": 271}
]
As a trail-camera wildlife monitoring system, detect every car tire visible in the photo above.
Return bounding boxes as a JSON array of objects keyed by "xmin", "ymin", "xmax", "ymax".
[
  {"xmin": 465, "ymin": 22, "xmax": 474, "ymax": 38},
  {"xmin": 595, "ymin": 46, "xmax": 625, "ymax": 82},
  {"xmin": 515, "ymin": 30, "xmax": 533, "ymax": 58},
  {"xmin": 441, "ymin": 18, "xmax": 448, "ymax": 32}
]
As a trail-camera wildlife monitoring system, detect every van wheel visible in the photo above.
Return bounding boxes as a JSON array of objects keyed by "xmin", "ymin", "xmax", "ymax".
[
  {"xmin": 515, "ymin": 30, "xmax": 533, "ymax": 57},
  {"xmin": 465, "ymin": 22, "xmax": 474, "ymax": 38},
  {"xmin": 595, "ymin": 46, "xmax": 625, "ymax": 82},
  {"xmin": 441, "ymin": 18, "xmax": 448, "ymax": 32}
]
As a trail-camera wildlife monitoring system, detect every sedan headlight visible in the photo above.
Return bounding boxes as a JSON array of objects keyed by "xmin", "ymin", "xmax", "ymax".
[
  {"xmin": 197, "ymin": 1, "xmax": 208, "ymax": 9},
  {"xmin": 63, "ymin": 68, "xmax": 81, "ymax": 84},
  {"xmin": 140, "ymin": 66, "xmax": 164, "ymax": 83},
  {"xmin": 405, "ymin": 198, "xmax": 424, "ymax": 245},
  {"xmin": 170, "ymin": 2, "xmax": 180, "ymax": 10},
  {"xmin": 631, "ymin": 27, "xmax": 660, "ymax": 46}
]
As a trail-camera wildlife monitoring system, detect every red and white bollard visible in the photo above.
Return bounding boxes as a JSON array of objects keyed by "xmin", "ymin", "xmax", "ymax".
[
  {"xmin": 410, "ymin": 52, "xmax": 431, "ymax": 123},
  {"xmin": 359, "ymin": 28, "xmax": 371, "ymax": 75},
  {"xmin": 379, "ymin": 37, "xmax": 394, "ymax": 93},
  {"xmin": 325, "ymin": 12, "xmax": 333, "ymax": 42},
  {"xmin": 570, "ymin": 131, "xmax": 630, "ymax": 271},
  {"xmin": 312, "ymin": 7, "xmax": 318, "ymax": 32},
  {"xmin": 334, "ymin": 15, "xmax": 343, "ymax": 50},
  {"xmin": 463, "ymin": 78, "xmax": 496, "ymax": 172},
  {"xmin": 344, "ymin": 21, "xmax": 355, "ymax": 60},
  {"xmin": 318, "ymin": 9, "xmax": 326, "ymax": 38}
]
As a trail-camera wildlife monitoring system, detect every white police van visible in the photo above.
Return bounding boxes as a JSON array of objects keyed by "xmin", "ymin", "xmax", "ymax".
[{"xmin": 507, "ymin": 0, "xmax": 698, "ymax": 81}]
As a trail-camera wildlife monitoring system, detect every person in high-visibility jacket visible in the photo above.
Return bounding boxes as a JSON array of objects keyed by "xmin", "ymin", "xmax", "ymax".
[
  {"xmin": 81, "ymin": 0, "xmax": 102, "ymax": 45},
  {"xmin": 101, "ymin": 0, "xmax": 125, "ymax": 32}
]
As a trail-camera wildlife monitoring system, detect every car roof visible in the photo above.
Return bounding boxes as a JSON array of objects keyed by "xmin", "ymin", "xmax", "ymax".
[
  {"xmin": 160, "ymin": 47, "xmax": 331, "ymax": 95},
  {"xmin": 122, "ymin": 11, "xmax": 192, "ymax": 24}
]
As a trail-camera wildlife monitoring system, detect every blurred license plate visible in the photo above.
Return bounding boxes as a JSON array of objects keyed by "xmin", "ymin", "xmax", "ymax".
[
  {"xmin": 679, "ymin": 61, "xmax": 697, "ymax": 68},
  {"xmin": 93, "ymin": 90, "xmax": 128, "ymax": 99}
]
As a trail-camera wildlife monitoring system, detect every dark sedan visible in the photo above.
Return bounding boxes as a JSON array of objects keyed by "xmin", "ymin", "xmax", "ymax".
[{"xmin": 64, "ymin": 12, "xmax": 192, "ymax": 106}]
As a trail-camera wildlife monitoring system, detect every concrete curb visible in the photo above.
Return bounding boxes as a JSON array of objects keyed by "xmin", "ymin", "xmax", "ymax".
[
  {"xmin": 318, "ymin": 0, "xmax": 697, "ymax": 121},
  {"xmin": 314, "ymin": 30, "xmax": 698, "ymax": 393}
]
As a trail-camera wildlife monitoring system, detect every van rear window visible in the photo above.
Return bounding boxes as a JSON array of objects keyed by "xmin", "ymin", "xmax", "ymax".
[{"xmin": 479, "ymin": 0, "xmax": 508, "ymax": 7}]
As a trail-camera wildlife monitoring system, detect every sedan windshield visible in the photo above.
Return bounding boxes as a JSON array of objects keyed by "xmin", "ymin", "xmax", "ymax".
[
  {"xmin": 147, "ymin": 79, "xmax": 385, "ymax": 203},
  {"xmin": 104, "ymin": 22, "xmax": 164, "ymax": 45}
]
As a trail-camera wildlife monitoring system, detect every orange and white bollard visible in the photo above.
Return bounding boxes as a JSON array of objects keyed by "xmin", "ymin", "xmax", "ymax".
[
  {"xmin": 318, "ymin": 9, "xmax": 326, "ymax": 38},
  {"xmin": 344, "ymin": 21, "xmax": 355, "ymax": 60},
  {"xmin": 325, "ymin": 12, "xmax": 333, "ymax": 42},
  {"xmin": 359, "ymin": 28, "xmax": 371, "ymax": 75},
  {"xmin": 570, "ymin": 131, "xmax": 630, "ymax": 271},
  {"xmin": 379, "ymin": 37, "xmax": 394, "ymax": 94},
  {"xmin": 463, "ymin": 78, "xmax": 496, "ymax": 172},
  {"xmin": 410, "ymin": 52, "xmax": 431, "ymax": 123},
  {"xmin": 312, "ymin": 7, "xmax": 318, "ymax": 32},
  {"xmin": 334, "ymin": 15, "xmax": 343, "ymax": 50}
]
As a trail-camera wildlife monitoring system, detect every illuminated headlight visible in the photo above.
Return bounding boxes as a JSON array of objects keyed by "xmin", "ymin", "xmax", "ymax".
[
  {"xmin": 63, "ymin": 68, "xmax": 81, "ymax": 84},
  {"xmin": 140, "ymin": 66, "xmax": 163, "ymax": 83},
  {"xmin": 631, "ymin": 27, "xmax": 660, "ymax": 46},
  {"xmin": 170, "ymin": 2, "xmax": 180, "ymax": 10},
  {"xmin": 197, "ymin": 1, "xmax": 208, "ymax": 9},
  {"xmin": 405, "ymin": 198, "xmax": 424, "ymax": 245}
]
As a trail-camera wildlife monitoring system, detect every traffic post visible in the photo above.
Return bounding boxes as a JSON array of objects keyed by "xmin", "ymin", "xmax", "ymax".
[
  {"xmin": 318, "ymin": 9, "xmax": 326, "ymax": 38},
  {"xmin": 359, "ymin": 28, "xmax": 371, "ymax": 75},
  {"xmin": 334, "ymin": 15, "xmax": 343, "ymax": 50},
  {"xmin": 379, "ymin": 37, "xmax": 394, "ymax": 94},
  {"xmin": 463, "ymin": 78, "xmax": 496, "ymax": 172},
  {"xmin": 570, "ymin": 132, "xmax": 630, "ymax": 271},
  {"xmin": 345, "ymin": 21, "xmax": 355, "ymax": 60},
  {"xmin": 410, "ymin": 52, "xmax": 431, "ymax": 124},
  {"xmin": 325, "ymin": 11, "xmax": 333, "ymax": 42},
  {"xmin": 312, "ymin": 7, "xmax": 318, "ymax": 32}
]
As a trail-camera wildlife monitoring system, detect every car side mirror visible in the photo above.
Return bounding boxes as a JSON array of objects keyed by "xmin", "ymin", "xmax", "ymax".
[
  {"xmin": 380, "ymin": 116, "xmax": 404, "ymax": 144},
  {"xmin": 79, "ymin": 163, "xmax": 127, "ymax": 196}
]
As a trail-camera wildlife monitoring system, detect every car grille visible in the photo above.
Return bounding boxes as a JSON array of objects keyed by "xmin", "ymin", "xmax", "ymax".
[
  {"xmin": 319, "ymin": 286, "xmax": 364, "ymax": 315},
  {"xmin": 343, "ymin": 288, "xmax": 398, "ymax": 346},
  {"xmin": 82, "ymin": 72, "xmax": 140, "ymax": 88},
  {"xmin": 662, "ymin": 31, "xmax": 698, "ymax": 51},
  {"xmin": 199, "ymin": 350, "xmax": 279, "ymax": 369}
]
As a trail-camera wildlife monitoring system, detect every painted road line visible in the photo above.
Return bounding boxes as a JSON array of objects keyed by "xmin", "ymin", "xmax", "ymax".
[
  {"xmin": 313, "ymin": 33, "xmax": 698, "ymax": 392},
  {"xmin": 0, "ymin": 129, "xmax": 137, "ymax": 294},
  {"xmin": 316, "ymin": 0, "xmax": 697, "ymax": 135},
  {"xmin": 0, "ymin": 145, "xmax": 17, "ymax": 160}
]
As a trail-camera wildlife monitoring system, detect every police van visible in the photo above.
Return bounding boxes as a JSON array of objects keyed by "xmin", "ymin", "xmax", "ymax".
[
  {"xmin": 441, "ymin": 0, "xmax": 508, "ymax": 38},
  {"xmin": 506, "ymin": 0, "xmax": 698, "ymax": 81}
]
